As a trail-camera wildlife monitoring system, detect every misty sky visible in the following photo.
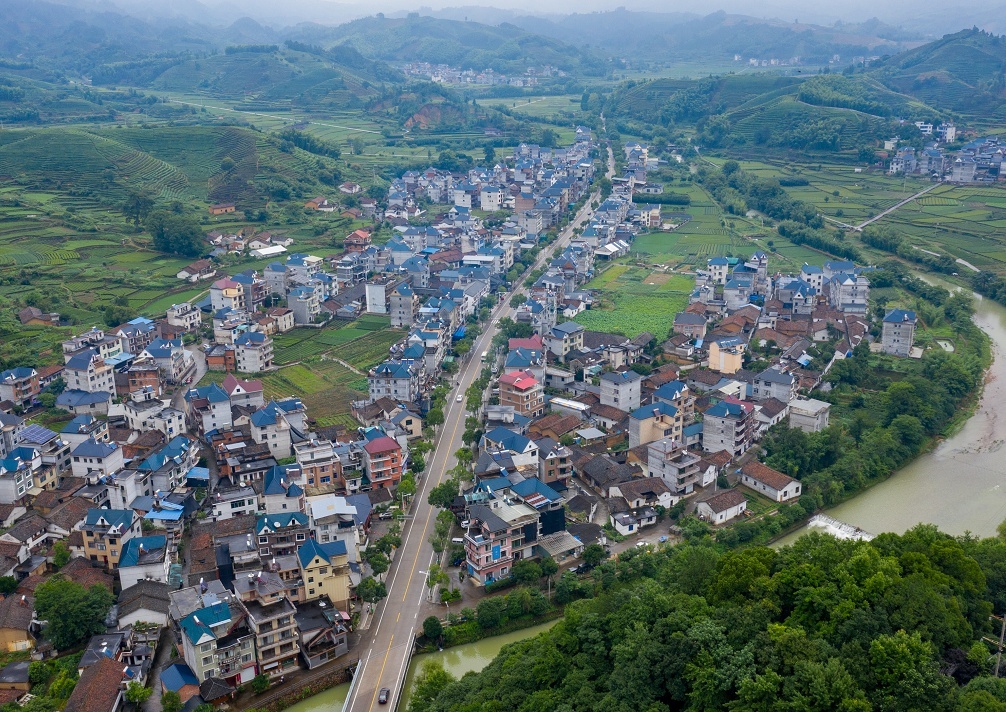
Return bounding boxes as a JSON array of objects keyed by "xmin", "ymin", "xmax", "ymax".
[{"xmin": 103, "ymin": 0, "xmax": 1006, "ymax": 35}]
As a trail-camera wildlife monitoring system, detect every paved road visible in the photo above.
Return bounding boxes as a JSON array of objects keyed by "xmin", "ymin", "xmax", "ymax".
[
  {"xmin": 170, "ymin": 346, "xmax": 206, "ymax": 412},
  {"xmin": 854, "ymin": 182, "xmax": 939, "ymax": 231},
  {"xmin": 344, "ymin": 144, "xmax": 615, "ymax": 712}
]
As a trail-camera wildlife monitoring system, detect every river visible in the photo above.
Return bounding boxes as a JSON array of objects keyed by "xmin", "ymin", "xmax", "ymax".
[
  {"xmin": 283, "ymin": 621, "xmax": 559, "ymax": 712},
  {"xmin": 777, "ymin": 290, "xmax": 1006, "ymax": 546}
]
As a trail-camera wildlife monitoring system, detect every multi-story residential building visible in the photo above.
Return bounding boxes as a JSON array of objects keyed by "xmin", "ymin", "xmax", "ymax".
[
  {"xmin": 249, "ymin": 399, "xmax": 305, "ymax": 460},
  {"xmin": 141, "ymin": 339, "xmax": 195, "ymax": 384},
  {"xmin": 211, "ymin": 485, "xmax": 259, "ymax": 521},
  {"xmin": 707, "ymin": 337, "xmax": 745, "ymax": 375},
  {"xmin": 114, "ymin": 318, "xmax": 158, "ymax": 355},
  {"xmin": 751, "ymin": 367, "xmax": 797, "ymax": 403},
  {"xmin": 544, "ymin": 322, "xmax": 585, "ymax": 360},
  {"xmin": 288, "ymin": 286, "xmax": 321, "ymax": 326},
  {"xmin": 389, "ymin": 283, "xmax": 419, "ymax": 328},
  {"xmin": 0, "ymin": 367, "xmax": 39, "ymax": 408},
  {"xmin": 82, "ymin": 508, "xmax": 141, "ymax": 569},
  {"xmin": 256, "ymin": 512, "xmax": 310, "ymax": 557},
  {"xmin": 177, "ymin": 598, "xmax": 256, "ymax": 685},
  {"xmin": 62, "ymin": 327, "xmax": 122, "ymax": 363},
  {"xmin": 294, "ymin": 439, "xmax": 339, "ymax": 490},
  {"xmin": 297, "ymin": 539, "xmax": 351, "ymax": 608},
  {"xmin": 234, "ymin": 332, "xmax": 274, "ymax": 374},
  {"xmin": 123, "ymin": 392, "xmax": 185, "ymax": 438},
  {"xmin": 536, "ymin": 437, "xmax": 572, "ymax": 488},
  {"xmin": 673, "ymin": 312, "xmax": 707, "ymax": 340},
  {"xmin": 184, "ymin": 383, "xmax": 233, "ymax": 434},
  {"xmin": 368, "ymin": 360, "xmax": 420, "ymax": 403},
  {"xmin": 166, "ymin": 303, "xmax": 202, "ymax": 331},
  {"xmin": 362, "ymin": 436, "xmax": 403, "ymax": 490},
  {"xmin": 789, "ymin": 398, "xmax": 831, "ymax": 433},
  {"xmin": 702, "ymin": 398, "xmax": 756, "ymax": 457},
  {"xmin": 136, "ymin": 435, "xmax": 197, "ymax": 492},
  {"xmin": 464, "ymin": 502, "xmax": 538, "ymax": 585},
  {"xmin": 17, "ymin": 423, "xmax": 70, "ymax": 490},
  {"xmin": 498, "ymin": 370, "xmax": 545, "ymax": 418},
  {"xmin": 262, "ymin": 464, "xmax": 306, "ymax": 515},
  {"xmin": 234, "ymin": 572, "xmax": 300, "ymax": 680},
  {"xmin": 264, "ymin": 307, "xmax": 295, "ymax": 334},
  {"xmin": 0, "ymin": 412, "xmax": 26, "ymax": 460},
  {"xmin": 0, "ymin": 448, "xmax": 38, "ymax": 504},
  {"xmin": 882, "ymin": 308, "xmax": 917, "ymax": 357},
  {"xmin": 119, "ymin": 357, "xmax": 162, "ymax": 399},
  {"xmin": 599, "ymin": 370, "xmax": 642, "ymax": 411},
  {"xmin": 210, "ymin": 278, "xmax": 246, "ymax": 312},
  {"xmin": 65, "ymin": 350, "xmax": 115, "ymax": 394},
  {"xmin": 645, "ymin": 438, "xmax": 703, "ymax": 498},
  {"xmin": 117, "ymin": 534, "xmax": 170, "ymax": 589},
  {"xmin": 71, "ymin": 438, "xmax": 124, "ymax": 480},
  {"xmin": 629, "ymin": 401, "xmax": 683, "ymax": 448},
  {"xmin": 828, "ymin": 272, "xmax": 870, "ymax": 314}
]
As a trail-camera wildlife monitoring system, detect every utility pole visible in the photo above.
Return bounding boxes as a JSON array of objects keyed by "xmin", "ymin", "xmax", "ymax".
[{"xmin": 983, "ymin": 614, "xmax": 1006, "ymax": 676}]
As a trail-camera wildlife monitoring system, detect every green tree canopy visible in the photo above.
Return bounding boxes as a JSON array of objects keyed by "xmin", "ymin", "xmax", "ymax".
[
  {"xmin": 35, "ymin": 577, "xmax": 114, "ymax": 650},
  {"xmin": 146, "ymin": 211, "xmax": 205, "ymax": 257}
]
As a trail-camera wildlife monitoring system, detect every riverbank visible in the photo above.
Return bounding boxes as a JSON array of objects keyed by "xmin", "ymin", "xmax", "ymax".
[
  {"xmin": 775, "ymin": 290, "xmax": 1006, "ymax": 544},
  {"xmin": 402, "ymin": 619, "xmax": 561, "ymax": 709},
  {"xmin": 415, "ymin": 607, "xmax": 565, "ymax": 654}
]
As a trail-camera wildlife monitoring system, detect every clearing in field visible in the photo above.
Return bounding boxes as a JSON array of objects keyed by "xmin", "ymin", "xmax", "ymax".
[{"xmin": 644, "ymin": 272, "xmax": 671, "ymax": 285}]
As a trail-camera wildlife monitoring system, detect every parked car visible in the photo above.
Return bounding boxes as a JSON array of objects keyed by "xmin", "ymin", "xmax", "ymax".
[{"xmin": 658, "ymin": 535, "xmax": 669, "ymax": 543}]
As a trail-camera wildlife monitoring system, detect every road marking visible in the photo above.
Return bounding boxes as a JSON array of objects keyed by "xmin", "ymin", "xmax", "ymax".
[
  {"xmin": 396, "ymin": 612, "xmax": 400, "ymax": 622},
  {"xmin": 344, "ymin": 167, "xmax": 609, "ymax": 711},
  {"xmin": 365, "ymin": 635, "xmax": 393, "ymax": 711}
]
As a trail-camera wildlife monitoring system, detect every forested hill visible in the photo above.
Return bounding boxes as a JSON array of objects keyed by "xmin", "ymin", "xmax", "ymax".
[
  {"xmin": 871, "ymin": 28, "xmax": 1006, "ymax": 116},
  {"xmin": 411, "ymin": 527, "xmax": 1006, "ymax": 712},
  {"xmin": 286, "ymin": 15, "xmax": 608, "ymax": 76}
]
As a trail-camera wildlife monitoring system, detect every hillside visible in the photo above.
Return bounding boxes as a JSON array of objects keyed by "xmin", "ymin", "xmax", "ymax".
[
  {"xmin": 0, "ymin": 125, "xmax": 340, "ymax": 210},
  {"xmin": 147, "ymin": 45, "xmax": 399, "ymax": 106},
  {"xmin": 287, "ymin": 15, "xmax": 608, "ymax": 77},
  {"xmin": 873, "ymin": 28, "xmax": 1006, "ymax": 117},
  {"xmin": 413, "ymin": 528, "xmax": 1006, "ymax": 711},
  {"xmin": 507, "ymin": 11, "xmax": 922, "ymax": 64}
]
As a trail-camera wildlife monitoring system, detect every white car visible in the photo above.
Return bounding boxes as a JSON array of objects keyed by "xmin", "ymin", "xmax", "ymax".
[{"xmin": 456, "ymin": 394, "xmax": 463, "ymax": 402}]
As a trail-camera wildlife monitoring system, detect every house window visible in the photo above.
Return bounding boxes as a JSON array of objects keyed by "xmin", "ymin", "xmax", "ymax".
[
  {"xmin": 201, "ymin": 644, "xmax": 212, "ymax": 653},
  {"xmin": 202, "ymin": 656, "xmax": 212, "ymax": 666},
  {"xmin": 318, "ymin": 567, "xmax": 328, "ymax": 575}
]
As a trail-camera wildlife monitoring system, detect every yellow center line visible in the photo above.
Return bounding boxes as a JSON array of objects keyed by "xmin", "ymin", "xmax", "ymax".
[
  {"xmin": 366, "ymin": 635, "xmax": 394, "ymax": 711},
  {"xmin": 404, "ymin": 357, "xmax": 471, "ymax": 601}
]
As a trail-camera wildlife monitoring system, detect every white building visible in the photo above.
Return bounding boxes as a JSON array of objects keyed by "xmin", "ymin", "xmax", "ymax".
[
  {"xmin": 739, "ymin": 461, "xmax": 801, "ymax": 502},
  {"xmin": 789, "ymin": 398, "xmax": 831, "ymax": 433}
]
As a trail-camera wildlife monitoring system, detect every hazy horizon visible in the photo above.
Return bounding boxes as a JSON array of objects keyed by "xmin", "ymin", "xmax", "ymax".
[{"xmin": 63, "ymin": 0, "xmax": 1006, "ymax": 36}]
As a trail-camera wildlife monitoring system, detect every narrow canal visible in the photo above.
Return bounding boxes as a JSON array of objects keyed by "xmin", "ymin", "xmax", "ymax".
[
  {"xmin": 283, "ymin": 621, "xmax": 559, "ymax": 712},
  {"xmin": 778, "ymin": 290, "xmax": 1006, "ymax": 545}
]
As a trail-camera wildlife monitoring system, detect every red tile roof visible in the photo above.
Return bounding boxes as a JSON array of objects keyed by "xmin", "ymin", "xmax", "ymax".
[
  {"xmin": 363, "ymin": 436, "xmax": 400, "ymax": 455},
  {"xmin": 741, "ymin": 460, "xmax": 798, "ymax": 491},
  {"xmin": 64, "ymin": 657, "xmax": 124, "ymax": 712}
]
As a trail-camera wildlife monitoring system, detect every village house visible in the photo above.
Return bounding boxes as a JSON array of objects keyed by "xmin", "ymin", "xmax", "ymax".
[
  {"xmin": 740, "ymin": 460, "xmax": 802, "ymax": 502},
  {"xmin": 696, "ymin": 489, "xmax": 748, "ymax": 524},
  {"xmin": 789, "ymin": 398, "xmax": 831, "ymax": 433},
  {"xmin": 881, "ymin": 308, "xmax": 917, "ymax": 357},
  {"xmin": 498, "ymin": 370, "xmax": 545, "ymax": 418},
  {"xmin": 702, "ymin": 398, "xmax": 755, "ymax": 457},
  {"xmin": 599, "ymin": 370, "xmax": 643, "ymax": 411}
]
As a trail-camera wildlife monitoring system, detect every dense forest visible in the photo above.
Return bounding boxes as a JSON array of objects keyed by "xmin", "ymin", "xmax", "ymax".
[{"xmin": 410, "ymin": 527, "xmax": 1006, "ymax": 711}]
